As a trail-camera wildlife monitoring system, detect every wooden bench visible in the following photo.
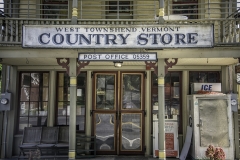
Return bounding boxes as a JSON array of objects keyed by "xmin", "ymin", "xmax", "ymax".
[
  {"xmin": 19, "ymin": 127, "xmax": 42, "ymax": 157},
  {"xmin": 18, "ymin": 126, "xmax": 69, "ymax": 159},
  {"xmin": 54, "ymin": 125, "xmax": 69, "ymax": 157},
  {"xmin": 37, "ymin": 126, "xmax": 59, "ymax": 157}
]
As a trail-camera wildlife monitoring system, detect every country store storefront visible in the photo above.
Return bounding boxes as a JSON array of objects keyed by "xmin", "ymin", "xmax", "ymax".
[
  {"xmin": 1, "ymin": 1, "xmax": 240, "ymax": 160},
  {"xmin": 0, "ymin": 23, "xmax": 239, "ymax": 159}
]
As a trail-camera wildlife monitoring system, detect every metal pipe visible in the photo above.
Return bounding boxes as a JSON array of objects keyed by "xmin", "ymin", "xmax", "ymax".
[
  {"xmin": 1, "ymin": 66, "xmax": 10, "ymax": 158},
  {"xmin": 157, "ymin": 59, "xmax": 166, "ymax": 160}
]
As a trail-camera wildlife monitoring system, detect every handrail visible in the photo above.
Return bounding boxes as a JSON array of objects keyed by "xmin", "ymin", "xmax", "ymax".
[
  {"xmin": 226, "ymin": 8, "xmax": 240, "ymax": 19},
  {"xmin": 0, "ymin": 18, "xmax": 240, "ymax": 46}
]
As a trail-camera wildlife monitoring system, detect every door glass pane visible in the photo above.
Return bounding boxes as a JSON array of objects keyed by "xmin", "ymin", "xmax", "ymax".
[
  {"xmin": 95, "ymin": 114, "xmax": 115, "ymax": 151},
  {"xmin": 121, "ymin": 113, "xmax": 141, "ymax": 151},
  {"xmin": 96, "ymin": 75, "xmax": 115, "ymax": 110},
  {"xmin": 199, "ymin": 99, "xmax": 229, "ymax": 147},
  {"xmin": 122, "ymin": 74, "xmax": 141, "ymax": 109}
]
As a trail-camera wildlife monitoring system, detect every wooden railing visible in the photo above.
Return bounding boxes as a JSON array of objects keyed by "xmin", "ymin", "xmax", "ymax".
[{"xmin": 0, "ymin": 18, "xmax": 239, "ymax": 46}]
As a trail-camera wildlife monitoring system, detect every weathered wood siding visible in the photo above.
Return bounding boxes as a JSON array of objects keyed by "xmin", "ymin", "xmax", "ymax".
[
  {"xmin": 134, "ymin": 1, "xmax": 157, "ymax": 19},
  {"xmin": 79, "ymin": 1, "xmax": 103, "ymax": 19}
]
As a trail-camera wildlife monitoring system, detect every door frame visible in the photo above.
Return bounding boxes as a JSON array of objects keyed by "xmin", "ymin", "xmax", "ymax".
[{"xmin": 91, "ymin": 71, "xmax": 145, "ymax": 155}]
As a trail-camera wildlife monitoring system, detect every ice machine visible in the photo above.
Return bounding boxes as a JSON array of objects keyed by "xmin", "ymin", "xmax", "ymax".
[{"xmin": 187, "ymin": 94, "xmax": 234, "ymax": 159}]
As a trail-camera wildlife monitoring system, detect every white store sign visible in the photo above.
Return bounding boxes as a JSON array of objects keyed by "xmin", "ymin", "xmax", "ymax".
[
  {"xmin": 22, "ymin": 25, "xmax": 214, "ymax": 48},
  {"xmin": 78, "ymin": 53, "xmax": 157, "ymax": 61},
  {"xmin": 191, "ymin": 83, "xmax": 222, "ymax": 93}
]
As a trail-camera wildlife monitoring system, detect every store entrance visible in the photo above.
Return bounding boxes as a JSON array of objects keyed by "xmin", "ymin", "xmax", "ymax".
[{"xmin": 92, "ymin": 71, "xmax": 145, "ymax": 155}]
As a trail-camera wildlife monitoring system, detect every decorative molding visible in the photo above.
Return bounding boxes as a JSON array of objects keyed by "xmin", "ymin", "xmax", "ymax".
[
  {"xmin": 145, "ymin": 58, "xmax": 178, "ymax": 76},
  {"xmin": 56, "ymin": 58, "xmax": 70, "ymax": 75},
  {"xmin": 159, "ymin": 8, "xmax": 164, "ymax": 17},
  {"xmin": 72, "ymin": 8, "xmax": 78, "ymax": 17},
  {"xmin": 145, "ymin": 61, "xmax": 158, "ymax": 76},
  {"xmin": 165, "ymin": 58, "xmax": 178, "ymax": 74},
  {"xmin": 77, "ymin": 61, "xmax": 90, "ymax": 75}
]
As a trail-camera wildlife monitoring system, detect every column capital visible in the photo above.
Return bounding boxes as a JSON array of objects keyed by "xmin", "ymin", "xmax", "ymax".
[{"xmin": 72, "ymin": 8, "xmax": 78, "ymax": 17}]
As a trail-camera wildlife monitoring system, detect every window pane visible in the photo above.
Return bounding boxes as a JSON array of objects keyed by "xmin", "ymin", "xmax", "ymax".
[
  {"xmin": 199, "ymin": 72, "xmax": 208, "ymax": 82},
  {"xmin": 172, "ymin": 0, "xmax": 198, "ymax": 19},
  {"xmin": 58, "ymin": 116, "xmax": 67, "ymax": 125},
  {"xmin": 42, "ymin": 87, "xmax": 48, "ymax": 101},
  {"xmin": 208, "ymin": 72, "xmax": 220, "ymax": 82},
  {"xmin": 29, "ymin": 102, "xmax": 38, "ymax": 116},
  {"xmin": 77, "ymin": 115, "xmax": 85, "ymax": 130},
  {"xmin": 22, "ymin": 73, "xmax": 31, "ymax": 86},
  {"xmin": 20, "ymin": 87, "xmax": 30, "ymax": 101},
  {"xmin": 20, "ymin": 102, "xmax": 29, "ymax": 116},
  {"xmin": 122, "ymin": 74, "xmax": 141, "ymax": 109},
  {"xmin": 58, "ymin": 101, "xmax": 69, "ymax": 116},
  {"xmin": 58, "ymin": 87, "xmax": 64, "ymax": 101},
  {"xmin": 39, "ymin": 102, "xmax": 48, "ymax": 116},
  {"xmin": 96, "ymin": 75, "xmax": 115, "ymax": 110},
  {"xmin": 29, "ymin": 117, "xmax": 38, "ymax": 127},
  {"xmin": 59, "ymin": 73, "xmax": 64, "ymax": 86},
  {"xmin": 30, "ymin": 88, "xmax": 39, "ymax": 101},
  {"xmin": 19, "ymin": 117, "xmax": 28, "ymax": 132},
  {"xmin": 31, "ymin": 73, "xmax": 40, "ymax": 87},
  {"xmin": 42, "ymin": 0, "xmax": 68, "ymax": 19},
  {"xmin": 39, "ymin": 116, "xmax": 47, "ymax": 126},
  {"xmin": 43, "ymin": 73, "xmax": 49, "ymax": 86},
  {"xmin": 189, "ymin": 72, "xmax": 197, "ymax": 83}
]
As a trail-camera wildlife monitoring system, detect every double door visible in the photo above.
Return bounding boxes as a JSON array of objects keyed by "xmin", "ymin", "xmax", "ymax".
[{"xmin": 92, "ymin": 71, "xmax": 145, "ymax": 155}]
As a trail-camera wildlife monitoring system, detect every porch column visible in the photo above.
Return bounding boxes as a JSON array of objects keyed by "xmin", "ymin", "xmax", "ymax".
[
  {"xmin": 71, "ymin": 0, "xmax": 78, "ymax": 24},
  {"xmin": 182, "ymin": 70, "xmax": 188, "ymax": 148},
  {"xmin": 157, "ymin": 58, "xmax": 166, "ymax": 160},
  {"xmin": 69, "ymin": 1, "xmax": 78, "ymax": 158},
  {"xmin": 48, "ymin": 71, "xmax": 56, "ymax": 126},
  {"xmin": 69, "ymin": 58, "xmax": 77, "ymax": 160},
  {"xmin": 221, "ymin": 66, "xmax": 229, "ymax": 93},
  {"xmin": 145, "ymin": 70, "xmax": 151, "ymax": 156},
  {"xmin": 158, "ymin": 0, "xmax": 164, "ymax": 24},
  {"xmin": 85, "ymin": 71, "xmax": 92, "ymax": 138}
]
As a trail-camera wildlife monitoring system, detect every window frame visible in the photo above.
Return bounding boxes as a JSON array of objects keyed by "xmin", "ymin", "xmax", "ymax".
[
  {"xmin": 172, "ymin": 0, "xmax": 198, "ymax": 19},
  {"xmin": 106, "ymin": 1, "xmax": 133, "ymax": 19},
  {"xmin": 189, "ymin": 71, "xmax": 221, "ymax": 94},
  {"xmin": 56, "ymin": 71, "xmax": 87, "ymax": 133},
  {"xmin": 41, "ymin": 0, "xmax": 68, "ymax": 19},
  {"xmin": 17, "ymin": 71, "xmax": 49, "ymax": 134},
  {"xmin": 151, "ymin": 71, "xmax": 182, "ymax": 134}
]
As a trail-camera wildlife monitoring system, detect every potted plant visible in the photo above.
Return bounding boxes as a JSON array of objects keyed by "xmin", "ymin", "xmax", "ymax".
[{"xmin": 205, "ymin": 144, "xmax": 225, "ymax": 160}]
